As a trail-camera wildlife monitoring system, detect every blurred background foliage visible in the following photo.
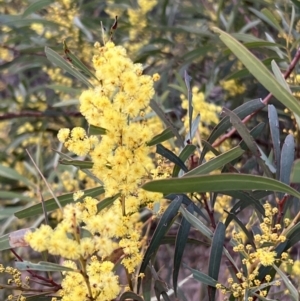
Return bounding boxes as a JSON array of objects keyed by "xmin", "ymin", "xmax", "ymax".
[
  {"xmin": 0, "ymin": 0, "xmax": 299, "ymax": 237},
  {"xmin": 1, "ymin": 0, "xmax": 300, "ymax": 298}
]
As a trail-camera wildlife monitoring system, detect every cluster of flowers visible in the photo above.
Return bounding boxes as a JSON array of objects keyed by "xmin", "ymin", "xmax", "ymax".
[
  {"xmin": 217, "ymin": 202, "xmax": 291, "ymax": 300},
  {"xmin": 25, "ymin": 41, "xmax": 163, "ymax": 300}
]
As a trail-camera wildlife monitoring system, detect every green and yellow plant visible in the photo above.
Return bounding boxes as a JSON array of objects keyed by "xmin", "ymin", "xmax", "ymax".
[{"xmin": 4, "ymin": 1, "xmax": 300, "ymax": 301}]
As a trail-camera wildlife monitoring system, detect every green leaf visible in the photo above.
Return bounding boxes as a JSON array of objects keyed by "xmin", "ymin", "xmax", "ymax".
[
  {"xmin": 0, "ymin": 165, "xmax": 36, "ymax": 189},
  {"xmin": 290, "ymin": 159, "xmax": 300, "ymax": 183},
  {"xmin": 172, "ymin": 145, "xmax": 196, "ymax": 177},
  {"xmin": 272, "ymin": 264, "xmax": 299, "ymax": 301},
  {"xmin": 154, "ymin": 280, "xmax": 170, "ymax": 301},
  {"xmin": 184, "ymin": 265, "xmax": 217, "ymax": 287},
  {"xmin": 0, "ymin": 207, "xmax": 25, "ymax": 219},
  {"xmin": 59, "ymin": 159, "xmax": 93, "ymax": 169},
  {"xmin": 156, "ymin": 144, "xmax": 188, "ymax": 173},
  {"xmin": 45, "ymin": 46, "xmax": 93, "ymax": 88},
  {"xmin": 200, "ymin": 98, "xmax": 264, "ymax": 162},
  {"xmin": 165, "ymin": 193, "xmax": 208, "ymax": 221},
  {"xmin": 280, "ymin": 134, "xmax": 294, "ymax": 186},
  {"xmin": 225, "ymin": 210, "xmax": 255, "ymax": 249},
  {"xmin": 291, "ymin": 0, "xmax": 300, "ymax": 9},
  {"xmin": 119, "ymin": 292, "xmax": 144, "ymax": 301},
  {"xmin": 4, "ymin": 18, "xmax": 58, "ymax": 28},
  {"xmin": 173, "ymin": 205, "xmax": 193, "ymax": 295},
  {"xmin": 138, "ymin": 196, "xmax": 183, "ymax": 291},
  {"xmin": 248, "ymin": 7, "xmax": 284, "ymax": 34},
  {"xmin": 268, "ymin": 105, "xmax": 281, "ymax": 179},
  {"xmin": 285, "ymin": 222, "xmax": 300, "ymax": 249},
  {"xmin": 223, "ymin": 107, "xmax": 273, "ymax": 177},
  {"xmin": 208, "ymin": 222, "xmax": 225, "ymax": 301},
  {"xmin": 0, "ymin": 191, "xmax": 36, "ymax": 203},
  {"xmin": 88, "ymin": 125, "xmax": 107, "ymax": 135},
  {"xmin": 46, "ymin": 84, "xmax": 81, "ymax": 95},
  {"xmin": 271, "ymin": 60, "xmax": 291, "ymax": 92},
  {"xmin": 260, "ymin": 8, "xmax": 284, "ymax": 33},
  {"xmin": 154, "ymin": 283, "xmax": 170, "ymax": 301},
  {"xmin": 97, "ymin": 193, "xmax": 120, "ymax": 213},
  {"xmin": 142, "ymin": 174, "xmax": 300, "ymax": 199},
  {"xmin": 225, "ymin": 192, "xmax": 265, "ymax": 227},
  {"xmin": 150, "ymin": 99, "xmax": 184, "ymax": 147},
  {"xmin": 63, "ymin": 40, "xmax": 98, "ymax": 80},
  {"xmin": 20, "ymin": 295, "xmax": 53, "ymax": 301},
  {"xmin": 179, "ymin": 207, "xmax": 213, "ymax": 240},
  {"xmin": 183, "ymin": 146, "xmax": 244, "ymax": 177},
  {"xmin": 147, "ymin": 127, "xmax": 175, "ymax": 146},
  {"xmin": 226, "ymin": 57, "xmax": 285, "ymax": 81},
  {"xmin": 15, "ymin": 186, "xmax": 104, "ymax": 219},
  {"xmin": 184, "ymin": 71, "xmax": 193, "ymax": 141},
  {"xmin": 15, "ymin": 261, "xmax": 75, "ymax": 272},
  {"xmin": 213, "ymin": 28, "xmax": 300, "ymax": 117},
  {"xmin": 185, "ymin": 114, "xmax": 200, "ymax": 143},
  {"xmin": 238, "ymin": 122, "xmax": 265, "ymax": 151},
  {"xmin": 22, "ymin": 0, "xmax": 53, "ymax": 17},
  {"xmin": 142, "ymin": 266, "xmax": 152, "ymax": 301}
]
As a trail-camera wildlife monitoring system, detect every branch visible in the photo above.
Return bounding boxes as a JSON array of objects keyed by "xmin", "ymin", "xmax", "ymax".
[{"xmin": 0, "ymin": 110, "xmax": 82, "ymax": 121}]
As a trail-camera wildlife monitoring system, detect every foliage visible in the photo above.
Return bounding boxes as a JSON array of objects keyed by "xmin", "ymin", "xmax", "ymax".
[{"xmin": 2, "ymin": 0, "xmax": 300, "ymax": 301}]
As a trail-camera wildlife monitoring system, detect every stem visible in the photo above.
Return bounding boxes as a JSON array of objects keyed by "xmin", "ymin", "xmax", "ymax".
[
  {"xmin": 0, "ymin": 110, "xmax": 81, "ymax": 121},
  {"xmin": 10, "ymin": 249, "xmax": 61, "ymax": 289},
  {"xmin": 78, "ymin": 256, "xmax": 94, "ymax": 301},
  {"xmin": 201, "ymin": 193, "xmax": 216, "ymax": 229}
]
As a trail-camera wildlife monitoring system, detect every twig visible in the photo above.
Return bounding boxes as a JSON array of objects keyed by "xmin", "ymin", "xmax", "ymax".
[
  {"xmin": 0, "ymin": 110, "xmax": 81, "ymax": 121},
  {"xmin": 213, "ymin": 47, "xmax": 300, "ymax": 147},
  {"xmin": 10, "ymin": 249, "xmax": 61, "ymax": 288}
]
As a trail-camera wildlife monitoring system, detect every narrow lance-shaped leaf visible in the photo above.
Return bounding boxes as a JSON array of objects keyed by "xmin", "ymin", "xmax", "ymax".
[
  {"xmin": 183, "ymin": 146, "xmax": 244, "ymax": 177},
  {"xmin": 213, "ymin": 28, "xmax": 300, "ymax": 117},
  {"xmin": 222, "ymin": 107, "xmax": 273, "ymax": 177},
  {"xmin": 63, "ymin": 40, "xmax": 98, "ymax": 80},
  {"xmin": 184, "ymin": 70, "xmax": 193, "ymax": 141},
  {"xmin": 280, "ymin": 134, "xmax": 295, "ymax": 185},
  {"xmin": 268, "ymin": 105, "xmax": 280, "ymax": 179},
  {"xmin": 150, "ymin": 99, "xmax": 184, "ymax": 147},
  {"xmin": 238, "ymin": 122, "xmax": 265, "ymax": 151},
  {"xmin": 172, "ymin": 144, "xmax": 196, "ymax": 177},
  {"xmin": 0, "ymin": 165, "xmax": 36, "ymax": 189},
  {"xmin": 59, "ymin": 159, "xmax": 93, "ymax": 169},
  {"xmin": 200, "ymin": 98, "xmax": 264, "ymax": 162},
  {"xmin": 184, "ymin": 265, "xmax": 217, "ymax": 287},
  {"xmin": 208, "ymin": 222, "xmax": 225, "ymax": 301},
  {"xmin": 45, "ymin": 46, "xmax": 93, "ymax": 88},
  {"xmin": 147, "ymin": 127, "xmax": 174, "ymax": 147},
  {"xmin": 138, "ymin": 196, "xmax": 183, "ymax": 292},
  {"xmin": 165, "ymin": 193, "xmax": 208, "ymax": 221},
  {"xmin": 142, "ymin": 174, "xmax": 300, "ymax": 200},
  {"xmin": 89, "ymin": 125, "xmax": 107, "ymax": 135},
  {"xmin": 279, "ymin": 134, "xmax": 295, "ymax": 199},
  {"xmin": 156, "ymin": 144, "xmax": 188, "ymax": 173},
  {"xmin": 179, "ymin": 207, "xmax": 213, "ymax": 240},
  {"xmin": 119, "ymin": 292, "xmax": 144, "ymax": 301},
  {"xmin": 97, "ymin": 193, "xmax": 120, "ymax": 213},
  {"xmin": 22, "ymin": 0, "xmax": 53, "ymax": 17},
  {"xmin": 272, "ymin": 264, "xmax": 299, "ymax": 301},
  {"xmin": 225, "ymin": 192, "xmax": 265, "ymax": 227},
  {"xmin": 185, "ymin": 114, "xmax": 200, "ymax": 143},
  {"xmin": 290, "ymin": 159, "xmax": 300, "ymax": 183},
  {"xmin": 15, "ymin": 261, "xmax": 75, "ymax": 272},
  {"xmin": 173, "ymin": 204, "xmax": 193, "ymax": 295},
  {"xmin": 142, "ymin": 266, "xmax": 152, "ymax": 301},
  {"xmin": 15, "ymin": 186, "xmax": 105, "ymax": 219}
]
